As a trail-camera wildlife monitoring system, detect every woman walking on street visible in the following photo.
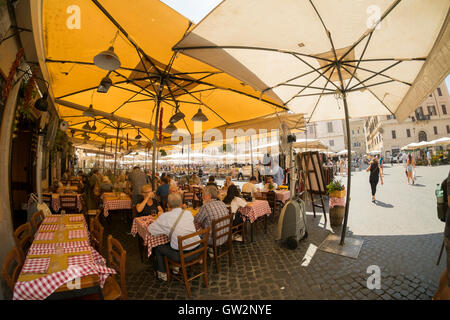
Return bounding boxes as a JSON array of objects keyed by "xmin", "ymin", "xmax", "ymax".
[
  {"xmin": 366, "ymin": 157, "xmax": 383, "ymax": 203},
  {"xmin": 406, "ymin": 154, "xmax": 415, "ymax": 184}
]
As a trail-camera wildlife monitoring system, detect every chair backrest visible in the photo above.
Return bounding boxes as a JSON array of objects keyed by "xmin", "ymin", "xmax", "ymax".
[
  {"xmin": 41, "ymin": 193, "xmax": 52, "ymax": 205},
  {"xmin": 60, "ymin": 194, "xmax": 78, "ymax": 210},
  {"xmin": 182, "ymin": 192, "xmax": 194, "ymax": 202},
  {"xmin": 241, "ymin": 192, "xmax": 252, "ymax": 202},
  {"xmin": 13, "ymin": 222, "xmax": 33, "ymax": 261},
  {"xmin": 1, "ymin": 246, "xmax": 23, "ymax": 290},
  {"xmin": 70, "ymin": 179, "xmax": 81, "ymax": 186},
  {"xmin": 30, "ymin": 210, "xmax": 45, "ymax": 233},
  {"xmin": 90, "ymin": 218, "xmax": 104, "ymax": 254},
  {"xmin": 107, "ymin": 235, "xmax": 127, "ymax": 299},
  {"xmin": 262, "ymin": 191, "xmax": 276, "ymax": 207},
  {"xmin": 177, "ymin": 227, "xmax": 210, "ymax": 264},
  {"xmin": 212, "ymin": 214, "xmax": 233, "ymax": 248}
]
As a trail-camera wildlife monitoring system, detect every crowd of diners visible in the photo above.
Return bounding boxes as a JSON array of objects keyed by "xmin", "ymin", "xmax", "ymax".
[{"xmin": 54, "ymin": 165, "xmax": 283, "ymax": 281}]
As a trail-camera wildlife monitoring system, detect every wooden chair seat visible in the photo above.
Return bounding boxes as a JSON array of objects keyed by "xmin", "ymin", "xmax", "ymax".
[
  {"xmin": 13, "ymin": 222, "xmax": 33, "ymax": 261},
  {"xmin": 164, "ymin": 227, "xmax": 210, "ymax": 298},
  {"xmin": 102, "ymin": 235, "xmax": 127, "ymax": 300},
  {"xmin": 101, "ymin": 276, "xmax": 122, "ymax": 300},
  {"xmin": 1, "ymin": 246, "xmax": 23, "ymax": 291},
  {"xmin": 211, "ymin": 214, "xmax": 233, "ymax": 273},
  {"xmin": 30, "ymin": 210, "xmax": 45, "ymax": 234}
]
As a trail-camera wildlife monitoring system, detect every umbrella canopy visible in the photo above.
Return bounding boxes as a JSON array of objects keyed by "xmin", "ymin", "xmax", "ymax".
[
  {"xmin": 174, "ymin": 0, "xmax": 449, "ymax": 122},
  {"xmin": 36, "ymin": 0, "xmax": 288, "ymax": 151},
  {"xmin": 174, "ymin": 0, "xmax": 450, "ymax": 245},
  {"xmin": 368, "ymin": 150, "xmax": 381, "ymax": 155},
  {"xmin": 293, "ymin": 139, "xmax": 327, "ymax": 150},
  {"xmin": 337, "ymin": 149, "xmax": 356, "ymax": 156},
  {"xmin": 429, "ymin": 137, "xmax": 450, "ymax": 146},
  {"xmin": 402, "ymin": 141, "xmax": 433, "ymax": 150}
]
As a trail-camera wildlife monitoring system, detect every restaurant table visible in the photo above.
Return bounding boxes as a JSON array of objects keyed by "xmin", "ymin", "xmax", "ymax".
[
  {"xmin": 254, "ymin": 190, "xmax": 291, "ymax": 204},
  {"xmin": 130, "ymin": 208, "xmax": 200, "ymax": 260},
  {"xmin": 13, "ymin": 214, "xmax": 116, "ymax": 300},
  {"xmin": 28, "ymin": 193, "xmax": 83, "ymax": 213},
  {"xmin": 238, "ymin": 200, "xmax": 271, "ymax": 242},
  {"xmin": 102, "ymin": 192, "xmax": 132, "ymax": 218}
]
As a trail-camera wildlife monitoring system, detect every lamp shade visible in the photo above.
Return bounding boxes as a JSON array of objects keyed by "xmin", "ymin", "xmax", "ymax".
[
  {"xmin": 165, "ymin": 123, "xmax": 177, "ymax": 133},
  {"xmin": 34, "ymin": 92, "xmax": 48, "ymax": 111},
  {"xmin": 191, "ymin": 107, "xmax": 208, "ymax": 122},
  {"xmin": 97, "ymin": 75, "xmax": 112, "ymax": 93},
  {"xmin": 93, "ymin": 46, "xmax": 121, "ymax": 71},
  {"xmin": 82, "ymin": 122, "xmax": 92, "ymax": 131},
  {"xmin": 169, "ymin": 110, "xmax": 185, "ymax": 123},
  {"xmin": 135, "ymin": 129, "xmax": 142, "ymax": 140}
]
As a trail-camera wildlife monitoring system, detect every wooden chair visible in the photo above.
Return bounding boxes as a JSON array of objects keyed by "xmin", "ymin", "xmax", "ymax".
[
  {"xmin": 211, "ymin": 214, "xmax": 233, "ymax": 273},
  {"xmin": 1, "ymin": 246, "xmax": 24, "ymax": 291},
  {"xmin": 241, "ymin": 192, "xmax": 252, "ymax": 202},
  {"xmin": 30, "ymin": 210, "xmax": 45, "ymax": 234},
  {"xmin": 59, "ymin": 194, "xmax": 78, "ymax": 213},
  {"xmin": 228, "ymin": 207, "xmax": 246, "ymax": 244},
  {"xmin": 13, "ymin": 222, "xmax": 33, "ymax": 261},
  {"xmin": 89, "ymin": 217, "xmax": 104, "ymax": 255},
  {"xmin": 102, "ymin": 235, "xmax": 127, "ymax": 300},
  {"xmin": 41, "ymin": 193, "xmax": 53, "ymax": 213},
  {"xmin": 182, "ymin": 191, "xmax": 194, "ymax": 207},
  {"xmin": 164, "ymin": 227, "xmax": 210, "ymax": 298},
  {"xmin": 262, "ymin": 191, "xmax": 279, "ymax": 223},
  {"xmin": 192, "ymin": 187, "xmax": 203, "ymax": 209}
]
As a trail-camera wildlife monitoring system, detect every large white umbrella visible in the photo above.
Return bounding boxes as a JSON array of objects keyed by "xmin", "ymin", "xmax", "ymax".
[
  {"xmin": 337, "ymin": 149, "xmax": 356, "ymax": 156},
  {"xmin": 429, "ymin": 137, "xmax": 450, "ymax": 146},
  {"xmin": 174, "ymin": 0, "xmax": 450, "ymax": 245}
]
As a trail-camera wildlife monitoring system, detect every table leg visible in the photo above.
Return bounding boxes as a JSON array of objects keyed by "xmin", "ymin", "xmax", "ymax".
[
  {"xmin": 264, "ymin": 215, "xmax": 267, "ymax": 234},
  {"xmin": 137, "ymin": 237, "xmax": 144, "ymax": 263},
  {"xmin": 250, "ymin": 221, "xmax": 254, "ymax": 242}
]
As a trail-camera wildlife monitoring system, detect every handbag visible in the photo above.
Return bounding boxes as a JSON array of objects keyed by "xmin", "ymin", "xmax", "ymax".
[{"xmin": 29, "ymin": 193, "xmax": 52, "ymax": 217}]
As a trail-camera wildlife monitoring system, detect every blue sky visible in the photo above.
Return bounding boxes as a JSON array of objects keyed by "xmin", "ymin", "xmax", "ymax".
[
  {"xmin": 161, "ymin": 0, "xmax": 222, "ymax": 24},
  {"xmin": 162, "ymin": 0, "xmax": 449, "ymax": 92}
]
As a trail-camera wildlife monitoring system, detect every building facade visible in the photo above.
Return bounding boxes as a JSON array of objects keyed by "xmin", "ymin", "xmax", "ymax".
[
  {"xmin": 345, "ymin": 119, "xmax": 367, "ymax": 156},
  {"xmin": 296, "ymin": 120, "xmax": 346, "ymax": 153},
  {"xmin": 365, "ymin": 81, "xmax": 450, "ymax": 159}
]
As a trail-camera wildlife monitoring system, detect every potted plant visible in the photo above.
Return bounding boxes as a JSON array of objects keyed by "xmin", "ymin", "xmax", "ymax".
[{"xmin": 326, "ymin": 178, "xmax": 346, "ymax": 227}]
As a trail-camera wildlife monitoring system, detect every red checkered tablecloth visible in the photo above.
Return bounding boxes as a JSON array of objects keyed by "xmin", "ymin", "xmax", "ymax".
[
  {"xmin": 275, "ymin": 190, "xmax": 291, "ymax": 203},
  {"xmin": 38, "ymin": 224, "xmax": 58, "ymax": 232},
  {"xmin": 43, "ymin": 216, "xmax": 59, "ymax": 224},
  {"xmin": 238, "ymin": 200, "xmax": 271, "ymax": 223},
  {"xmin": 68, "ymin": 230, "xmax": 88, "ymax": 240},
  {"xmin": 68, "ymin": 254, "xmax": 94, "ymax": 266},
  {"xmin": 35, "ymin": 232, "xmax": 55, "ymax": 241},
  {"xmin": 51, "ymin": 194, "xmax": 83, "ymax": 213},
  {"xmin": 103, "ymin": 198, "xmax": 132, "ymax": 217},
  {"xmin": 21, "ymin": 258, "xmax": 50, "ymax": 274}
]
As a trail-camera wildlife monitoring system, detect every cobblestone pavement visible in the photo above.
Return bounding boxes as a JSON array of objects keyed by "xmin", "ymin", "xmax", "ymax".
[{"xmin": 100, "ymin": 164, "xmax": 449, "ymax": 300}]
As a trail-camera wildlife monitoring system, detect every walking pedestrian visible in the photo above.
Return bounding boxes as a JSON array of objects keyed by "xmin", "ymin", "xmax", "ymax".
[
  {"xmin": 406, "ymin": 154, "xmax": 415, "ymax": 185},
  {"xmin": 379, "ymin": 154, "xmax": 384, "ymax": 176},
  {"xmin": 427, "ymin": 149, "xmax": 432, "ymax": 167},
  {"xmin": 366, "ymin": 157, "xmax": 383, "ymax": 203}
]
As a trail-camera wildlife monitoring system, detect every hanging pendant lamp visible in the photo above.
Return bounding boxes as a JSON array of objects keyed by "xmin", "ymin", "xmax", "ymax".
[
  {"xmin": 191, "ymin": 107, "xmax": 208, "ymax": 122},
  {"xmin": 94, "ymin": 46, "xmax": 121, "ymax": 71},
  {"xmin": 165, "ymin": 123, "xmax": 177, "ymax": 133},
  {"xmin": 82, "ymin": 122, "xmax": 92, "ymax": 131}
]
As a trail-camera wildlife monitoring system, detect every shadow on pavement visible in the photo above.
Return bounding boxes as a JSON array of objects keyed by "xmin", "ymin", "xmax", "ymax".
[
  {"xmin": 411, "ymin": 184, "xmax": 426, "ymax": 187},
  {"xmin": 374, "ymin": 200, "xmax": 394, "ymax": 208}
]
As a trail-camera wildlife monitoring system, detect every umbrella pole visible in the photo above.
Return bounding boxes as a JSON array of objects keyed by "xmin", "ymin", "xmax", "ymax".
[
  {"xmin": 340, "ymin": 93, "xmax": 352, "ymax": 246},
  {"xmin": 151, "ymin": 96, "xmax": 161, "ymax": 190},
  {"xmin": 113, "ymin": 125, "xmax": 120, "ymax": 178},
  {"xmin": 250, "ymin": 135, "xmax": 254, "ymax": 177}
]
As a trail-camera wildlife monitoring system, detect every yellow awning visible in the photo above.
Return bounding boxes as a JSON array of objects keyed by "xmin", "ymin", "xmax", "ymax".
[{"xmin": 38, "ymin": 0, "xmax": 289, "ymax": 148}]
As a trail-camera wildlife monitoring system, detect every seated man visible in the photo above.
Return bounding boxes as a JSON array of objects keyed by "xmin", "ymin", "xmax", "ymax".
[
  {"xmin": 242, "ymin": 176, "xmax": 260, "ymax": 197},
  {"xmin": 147, "ymin": 193, "xmax": 201, "ymax": 281},
  {"xmin": 262, "ymin": 175, "xmax": 278, "ymax": 192},
  {"xmin": 135, "ymin": 184, "xmax": 163, "ymax": 218},
  {"xmin": 221, "ymin": 176, "xmax": 234, "ymax": 192},
  {"xmin": 156, "ymin": 176, "xmax": 170, "ymax": 210},
  {"xmin": 206, "ymin": 176, "xmax": 218, "ymax": 188},
  {"xmin": 194, "ymin": 185, "xmax": 230, "ymax": 256}
]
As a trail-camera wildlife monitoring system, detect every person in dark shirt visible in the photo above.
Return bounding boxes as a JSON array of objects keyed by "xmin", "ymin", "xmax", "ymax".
[
  {"xmin": 156, "ymin": 176, "xmax": 170, "ymax": 211},
  {"xmin": 366, "ymin": 157, "xmax": 383, "ymax": 203},
  {"xmin": 136, "ymin": 184, "xmax": 163, "ymax": 218},
  {"xmin": 206, "ymin": 176, "xmax": 218, "ymax": 188}
]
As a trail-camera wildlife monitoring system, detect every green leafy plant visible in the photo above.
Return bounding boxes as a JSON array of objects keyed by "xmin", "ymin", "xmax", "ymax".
[
  {"xmin": 160, "ymin": 149, "xmax": 167, "ymax": 157},
  {"xmin": 326, "ymin": 179, "xmax": 345, "ymax": 193},
  {"xmin": 268, "ymin": 183, "xmax": 275, "ymax": 191}
]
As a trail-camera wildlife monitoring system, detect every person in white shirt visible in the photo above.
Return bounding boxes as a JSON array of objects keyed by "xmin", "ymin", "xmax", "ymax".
[
  {"xmin": 242, "ymin": 176, "xmax": 260, "ymax": 197},
  {"xmin": 147, "ymin": 193, "xmax": 201, "ymax": 281},
  {"xmin": 263, "ymin": 176, "xmax": 278, "ymax": 192},
  {"xmin": 222, "ymin": 184, "xmax": 249, "ymax": 241}
]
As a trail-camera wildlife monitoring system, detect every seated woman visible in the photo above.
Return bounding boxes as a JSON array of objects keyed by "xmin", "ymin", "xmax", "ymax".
[
  {"xmin": 222, "ymin": 185, "xmax": 248, "ymax": 241},
  {"xmin": 221, "ymin": 176, "xmax": 234, "ymax": 192},
  {"xmin": 99, "ymin": 176, "xmax": 113, "ymax": 194},
  {"xmin": 206, "ymin": 176, "xmax": 218, "ymax": 188},
  {"xmin": 262, "ymin": 175, "xmax": 278, "ymax": 192},
  {"xmin": 136, "ymin": 184, "xmax": 163, "ymax": 217}
]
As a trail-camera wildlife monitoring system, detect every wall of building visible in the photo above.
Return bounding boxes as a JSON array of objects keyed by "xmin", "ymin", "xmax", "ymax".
[
  {"xmin": 347, "ymin": 119, "xmax": 367, "ymax": 156},
  {"xmin": 297, "ymin": 120, "xmax": 346, "ymax": 152}
]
